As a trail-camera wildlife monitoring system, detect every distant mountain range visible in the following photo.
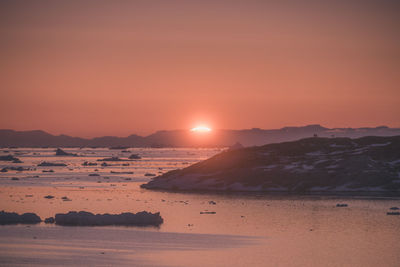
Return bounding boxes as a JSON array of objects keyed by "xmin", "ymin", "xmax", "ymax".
[{"xmin": 1, "ymin": 125, "xmax": 400, "ymax": 148}]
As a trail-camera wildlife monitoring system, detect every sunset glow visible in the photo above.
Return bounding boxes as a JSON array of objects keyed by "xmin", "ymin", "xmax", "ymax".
[
  {"xmin": 0, "ymin": 1, "xmax": 399, "ymax": 267},
  {"xmin": 190, "ymin": 126, "xmax": 212, "ymax": 132},
  {"xmin": 0, "ymin": 1, "xmax": 399, "ymax": 137}
]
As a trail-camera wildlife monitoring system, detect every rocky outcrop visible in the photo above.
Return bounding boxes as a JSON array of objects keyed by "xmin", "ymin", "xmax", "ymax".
[{"xmin": 141, "ymin": 136, "xmax": 400, "ymax": 194}]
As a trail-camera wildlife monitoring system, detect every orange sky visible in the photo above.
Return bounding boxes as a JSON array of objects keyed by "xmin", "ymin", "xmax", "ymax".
[{"xmin": 1, "ymin": 1, "xmax": 399, "ymax": 137}]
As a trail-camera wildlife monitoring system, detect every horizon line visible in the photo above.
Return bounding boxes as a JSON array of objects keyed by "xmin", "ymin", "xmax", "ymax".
[{"xmin": 1, "ymin": 124, "xmax": 399, "ymax": 139}]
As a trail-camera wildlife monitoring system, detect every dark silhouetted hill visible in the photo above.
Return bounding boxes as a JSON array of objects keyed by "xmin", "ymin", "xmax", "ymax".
[{"xmin": 141, "ymin": 135, "xmax": 400, "ymax": 194}]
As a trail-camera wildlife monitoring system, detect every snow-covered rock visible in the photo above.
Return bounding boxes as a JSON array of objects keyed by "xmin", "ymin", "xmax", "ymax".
[
  {"xmin": 141, "ymin": 136, "xmax": 400, "ymax": 194},
  {"xmin": 54, "ymin": 211, "xmax": 163, "ymax": 226},
  {"xmin": 0, "ymin": 211, "xmax": 41, "ymax": 224}
]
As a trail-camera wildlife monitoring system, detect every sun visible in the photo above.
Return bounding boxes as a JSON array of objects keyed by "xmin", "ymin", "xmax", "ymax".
[{"xmin": 190, "ymin": 125, "xmax": 212, "ymax": 132}]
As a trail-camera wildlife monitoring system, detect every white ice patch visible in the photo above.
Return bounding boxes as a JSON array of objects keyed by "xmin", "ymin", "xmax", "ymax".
[
  {"xmin": 329, "ymin": 151, "xmax": 345, "ymax": 155},
  {"xmin": 389, "ymin": 159, "xmax": 400, "ymax": 165},
  {"xmin": 331, "ymin": 184, "xmax": 386, "ymax": 192},
  {"xmin": 302, "ymin": 164, "xmax": 314, "ymax": 170},
  {"xmin": 263, "ymin": 186, "xmax": 288, "ymax": 192},
  {"xmin": 306, "ymin": 151, "xmax": 324, "ymax": 156},
  {"xmin": 253, "ymin": 164, "xmax": 277, "ymax": 170},
  {"xmin": 310, "ymin": 186, "xmax": 331, "ymax": 191},
  {"xmin": 257, "ymin": 165, "xmax": 278, "ymax": 171},
  {"xmin": 369, "ymin": 142, "xmax": 391, "ymax": 147},
  {"xmin": 330, "ymin": 144, "xmax": 346, "ymax": 148},
  {"xmin": 314, "ymin": 159, "xmax": 329, "ymax": 165},
  {"xmin": 284, "ymin": 163, "xmax": 300, "ymax": 170},
  {"xmin": 326, "ymin": 164, "xmax": 339, "ymax": 169},
  {"xmin": 227, "ymin": 183, "xmax": 263, "ymax": 191}
]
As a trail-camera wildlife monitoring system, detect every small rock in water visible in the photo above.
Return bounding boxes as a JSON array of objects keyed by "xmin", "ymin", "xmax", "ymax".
[
  {"xmin": 200, "ymin": 211, "xmax": 216, "ymax": 214},
  {"xmin": 129, "ymin": 154, "xmax": 141, "ymax": 160},
  {"xmin": 38, "ymin": 162, "xmax": 67, "ymax": 167},
  {"xmin": 11, "ymin": 177, "xmax": 19, "ymax": 181},
  {"xmin": 82, "ymin": 161, "xmax": 97, "ymax": 166},
  {"xmin": 89, "ymin": 173, "xmax": 100, "ymax": 176},
  {"xmin": 387, "ymin": 212, "xmax": 400, "ymax": 215},
  {"xmin": 44, "ymin": 217, "xmax": 55, "ymax": 224},
  {"xmin": 61, "ymin": 196, "xmax": 71, "ymax": 201},
  {"xmin": 0, "ymin": 155, "xmax": 20, "ymax": 161},
  {"xmin": 389, "ymin": 207, "xmax": 399, "ymax": 210},
  {"xmin": 208, "ymin": 201, "xmax": 217, "ymax": 205},
  {"xmin": 55, "ymin": 148, "xmax": 77, "ymax": 156},
  {"xmin": 145, "ymin": 173, "xmax": 156, "ymax": 177},
  {"xmin": 44, "ymin": 195, "xmax": 55, "ymax": 199},
  {"xmin": 98, "ymin": 157, "xmax": 122, "ymax": 162},
  {"xmin": 110, "ymin": 171, "xmax": 134, "ymax": 174},
  {"xmin": 336, "ymin": 204, "xmax": 348, "ymax": 207}
]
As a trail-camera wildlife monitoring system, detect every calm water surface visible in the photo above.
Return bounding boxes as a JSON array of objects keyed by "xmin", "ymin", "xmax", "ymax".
[{"xmin": 0, "ymin": 148, "xmax": 399, "ymax": 266}]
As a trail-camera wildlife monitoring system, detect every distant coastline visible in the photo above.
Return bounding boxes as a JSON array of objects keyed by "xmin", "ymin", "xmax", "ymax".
[{"xmin": 1, "ymin": 125, "xmax": 400, "ymax": 148}]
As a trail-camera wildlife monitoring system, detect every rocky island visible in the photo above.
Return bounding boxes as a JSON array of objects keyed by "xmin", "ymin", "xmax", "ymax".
[{"xmin": 141, "ymin": 136, "xmax": 400, "ymax": 194}]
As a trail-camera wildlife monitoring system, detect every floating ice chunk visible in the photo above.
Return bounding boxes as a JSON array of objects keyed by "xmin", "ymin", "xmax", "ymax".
[
  {"xmin": 0, "ymin": 155, "xmax": 20, "ymax": 161},
  {"xmin": 54, "ymin": 211, "xmax": 163, "ymax": 226},
  {"xmin": 0, "ymin": 211, "xmax": 41, "ymax": 225},
  {"xmin": 98, "ymin": 157, "xmax": 123, "ymax": 162},
  {"xmin": 55, "ymin": 148, "xmax": 77, "ymax": 156},
  {"xmin": 129, "ymin": 154, "xmax": 141, "ymax": 159},
  {"xmin": 38, "ymin": 162, "xmax": 67, "ymax": 167}
]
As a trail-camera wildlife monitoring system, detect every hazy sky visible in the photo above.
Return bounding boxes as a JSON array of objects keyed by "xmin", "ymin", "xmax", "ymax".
[{"xmin": 1, "ymin": 0, "xmax": 399, "ymax": 137}]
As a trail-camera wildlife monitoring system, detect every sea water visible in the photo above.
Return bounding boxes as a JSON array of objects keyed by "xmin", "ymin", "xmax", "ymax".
[{"xmin": 0, "ymin": 148, "xmax": 399, "ymax": 266}]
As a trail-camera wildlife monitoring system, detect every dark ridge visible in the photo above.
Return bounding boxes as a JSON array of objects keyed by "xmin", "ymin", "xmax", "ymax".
[{"xmin": 141, "ymin": 136, "xmax": 400, "ymax": 194}]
